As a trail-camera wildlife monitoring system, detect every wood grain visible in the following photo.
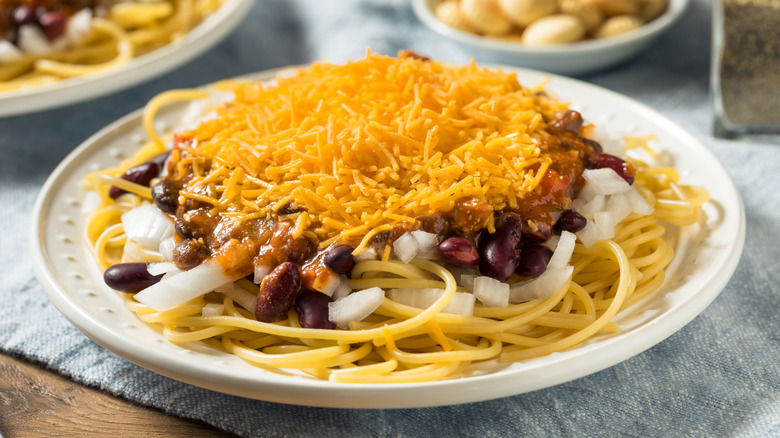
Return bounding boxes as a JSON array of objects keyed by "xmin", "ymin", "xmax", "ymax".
[{"xmin": 0, "ymin": 353, "xmax": 233, "ymax": 437}]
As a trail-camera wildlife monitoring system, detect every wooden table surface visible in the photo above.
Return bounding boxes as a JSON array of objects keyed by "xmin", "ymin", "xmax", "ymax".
[{"xmin": 0, "ymin": 352, "xmax": 232, "ymax": 437}]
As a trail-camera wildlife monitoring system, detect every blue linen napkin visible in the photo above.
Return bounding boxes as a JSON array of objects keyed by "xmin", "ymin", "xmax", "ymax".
[{"xmin": 1, "ymin": 0, "xmax": 779, "ymax": 436}]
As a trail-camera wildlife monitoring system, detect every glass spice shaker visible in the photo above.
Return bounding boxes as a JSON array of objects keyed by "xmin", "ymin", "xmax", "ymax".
[{"xmin": 711, "ymin": 0, "xmax": 780, "ymax": 138}]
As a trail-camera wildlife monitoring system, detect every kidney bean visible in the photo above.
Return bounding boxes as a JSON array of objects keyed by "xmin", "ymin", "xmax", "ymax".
[
  {"xmin": 255, "ymin": 262, "xmax": 301, "ymax": 322},
  {"xmin": 173, "ymin": 218, "xmax": 193, "ymax": 239},
  {"xmin": 554, "ymin": 209, "xmax": 587, "ymax": 233},
  {"xmin": 496, "ymin": 213, "xmax": 524, "ymax": 248},
  {"xmin": 109, "ymin": 162, "xmax": 161, "ymax": 199},
  {"xmin": 479, "ymin": 238, "xmax": 520, "ymax": 282},
  {"xmin": 103, "ymin": 263, "xmax": 163, "ymax": 292},
  {"xmin": 323, "ymin": 245, "xmax": 355, "ymax": 274},
  {"xmin": 295, "ymin": 290, "xmax": 335, "ymax": 329},
  {"xmin": 151, "ymin": 179, "xmax": 180, "ymax": 214},
  {"xmin": 438, "ymin": 237, "xmax": 479, "ymax": 268},
  {"xmin": 523, "ymin": 220, "xmax": 552, "ymax": 244},
  {"xmin": 172, "ymin": 239, "xmax": 208, "ymax": 271},
  {"xmin": 548, "ymin": 110, "xmax": 583, "ymax": 135},
  {"xmin": 149, "ymin": 151, "xmax": 171, "ymax": 171},
  {"xmin": 578, "ymin": 136, "xmax": 603, "ymax": 153},
  {"xmin": 38, "ymin": 10, "xmax": 66, "ymax": 41},
  {"xmin": 478, "ymin": 213, "xmax": 524, "ymax": 281},
  {"xmin": 589, "ymin": 153, "xmax": 635, "ymax": 184},
  {"xmin": 516, "ymin": 244, "xmax": 553, "ymax": 278}
]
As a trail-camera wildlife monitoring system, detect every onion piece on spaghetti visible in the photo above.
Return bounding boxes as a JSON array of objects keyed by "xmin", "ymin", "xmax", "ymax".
[
  {"xmin": 388, "ymin": 288, "xmax": 475, "ymax": 316},
  {"xmin": 329, "ymin": 287, "xmax": 385, "ymax": 329},
  {"xmin": 473, "ymin": 276, "xmax": 510, "ymax": 307},
  {"xmin": 509, "ymin": 265, "xmax": 574, "ymax": 303},
  {"xmin": 121, "ymin": 204, "xmax": 173, "ymax": 250},
  {"xmin": 133, "ymin": 259, "xmax": 234, "ymax": 311}
]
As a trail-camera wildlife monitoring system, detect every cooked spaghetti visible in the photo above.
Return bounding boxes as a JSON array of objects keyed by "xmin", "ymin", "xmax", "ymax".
[
  {"xmin": 82, "ymin": 52, "xmax": 709, "ymax": 383},
  {"xmin": 0, "ymin": 0, "xmax": 224, "ymax": 92}
]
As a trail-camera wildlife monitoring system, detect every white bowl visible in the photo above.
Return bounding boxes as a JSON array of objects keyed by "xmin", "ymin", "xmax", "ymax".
[{"xmin": 412, "ymin": 0, "xmax": 689, "ymax": 75}]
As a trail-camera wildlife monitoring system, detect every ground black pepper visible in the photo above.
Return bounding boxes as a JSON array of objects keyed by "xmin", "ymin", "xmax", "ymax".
[{"xmin": 713, "ymin": 0, "xmax": 780, "ymax": 137}]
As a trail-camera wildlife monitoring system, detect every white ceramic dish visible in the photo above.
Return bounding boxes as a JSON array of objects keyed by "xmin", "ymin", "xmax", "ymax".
[
  {"xmin": 0, "ymin": 0, "xmax": 252, "ymax": 118},
  {"xmin": 31, "ymin": 64, "xmax": 744, "ymax": 409},
  {"xmin": 412, "ymin": 0, "xmax": 689, "ymax": 75}
]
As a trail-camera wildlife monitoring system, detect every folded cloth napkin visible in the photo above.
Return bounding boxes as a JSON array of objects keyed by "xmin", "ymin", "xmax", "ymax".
[{"xmin": 1, "ymin": 0, "xmax": 779, "ymax": 436}]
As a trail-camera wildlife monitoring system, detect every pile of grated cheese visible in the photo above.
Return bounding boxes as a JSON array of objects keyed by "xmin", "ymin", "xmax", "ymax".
[{"xmin": 175, "ymin": 52, "xmax": 569, "ymax": 250}]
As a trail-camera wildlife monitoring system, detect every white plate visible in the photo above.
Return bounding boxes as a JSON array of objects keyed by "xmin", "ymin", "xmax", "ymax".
[
  {"xmin": 0, "ymin": 0, "xmax": 253, "ymax": 118},
  {"xmin": 412, "ymin": 0, "xmax": 688, "ymax": 75},
  {"xmin": 30, "ymin": 65, "xmax": 745, "ymax": 409}
]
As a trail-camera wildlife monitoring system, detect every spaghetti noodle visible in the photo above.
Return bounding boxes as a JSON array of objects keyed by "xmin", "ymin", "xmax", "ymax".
[
  {"xmin": 0, "ymin": 0, "xmax": 225, "ymax": 92},
  {"xmin": 82, "ymin": 52, "xmax": 708, "ymax": 383}
]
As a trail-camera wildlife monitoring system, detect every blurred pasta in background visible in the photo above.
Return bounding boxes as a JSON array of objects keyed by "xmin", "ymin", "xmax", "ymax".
[{"xmin": 0, "ymin": 0, "xmax": 225, "ymax": 91}]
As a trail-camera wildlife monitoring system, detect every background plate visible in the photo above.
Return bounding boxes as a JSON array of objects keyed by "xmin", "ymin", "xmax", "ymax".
[
  {"xmin": 31, "ymin": 65, "xmax": 745, "ymax": 409},
  {"xmin": 0, "ymin": 0, "xmax": 252, "ymax": 118}
]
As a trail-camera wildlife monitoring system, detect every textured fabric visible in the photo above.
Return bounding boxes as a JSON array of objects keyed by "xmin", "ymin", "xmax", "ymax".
[{"xmin": 1, "ymin": 0, "xmax": 779, "ymax": 436}]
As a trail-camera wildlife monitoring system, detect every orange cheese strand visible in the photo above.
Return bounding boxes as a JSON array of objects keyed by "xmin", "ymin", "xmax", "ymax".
[{"xmin": 176, "ymin": 53, "xmax": 569, "ymax": 245}]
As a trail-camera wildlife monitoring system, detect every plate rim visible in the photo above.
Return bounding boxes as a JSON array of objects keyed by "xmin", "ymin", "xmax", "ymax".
[
  {"xmin": 30, "ymin": 63, "xmax": 746, "ymax": 409},
  {"xmin": 0, "ymin": 0, "xmax": 253, "ymax": 118}
]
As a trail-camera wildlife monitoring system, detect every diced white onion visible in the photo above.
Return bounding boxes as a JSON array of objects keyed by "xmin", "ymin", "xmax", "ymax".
[
  {"xmin": 387, "ymin": 288, "xmax": 475, "ymax": 316},
  {"xmin": 606, "ymin": 192, "xmax": 634, "ymax": 225},
  {"xmin": 411, "ymin": 230, "xmax": 439, "ymax": 259},
  {"xmin": 548, "ymin": 231, "xmax": 576, "ymax": 269},
  {"xmin": 214, "ymin": 282, "xmax": 234, "ymax": 294},
  {"xmin": 627, "ymin": 188, "xmax": 654, "ymax": 215},
  {"xmin": 223, "ymin": 282, "xmax": 258, "ymax": 312},
  {"xmin": 577, "ymin": 194, "xmax": 606, "ymax": 218},
  {"xmin": 582, "ymin": 168, "xmax": 632, "ymax": 196},
  {"xmin": 509, "ymin": 265, "xmax": 574, "ymax": 303},
  {"xmin": 317, "ymin": 270, "xmax": 341, "ymax": 297},
  {"xmin": 576, "ymin": 182, "xmax": 599, "ymax": 203},
  {"xmin": 332, "ymin": 276, "xmax": 352, "ymax": 300},
  {"xmin": 0, "ymin": 40, "xmax": 23, "ymax": 64},
  {"xmin": 254, "ymin": 264, "xmax": 272, "ymax": 284},
  {"xmin": 594, "ymin": 211, "xmax": 616, "ymax": 240},
  {"xmin": 577, "ymin": 220, "xmax": 602, "ymax": 248},
  {"xmin": 121, "ymin": 204, "xmax": 174, "ymax": 250},
  {"xmin": 161, "ymin": 270, "xmax": 181, "ymax": 282},
  {"xmin": 146, "ymin": 262, "xmax": 180, "ymax": 276},
  {"xmin": 202, "ymin": 303, "xmax": 224, "ymax": 317},
  {"xmin": 590, "ymin": 126, "xmax": 625, "ymax": 157},
  {"xmin": 219, "ymin": 282, "xmax": 257, "ymax": 312},
  {"xmin": 64, "ymin": 9, "xmax": 92, "ymax": 46},
  {"xmin": 393, "ymin": 232, "xmax": 418, "ymax": 264},
  {"xmin": 473, "ymin": 276, "xmax": 509, "ymax": 307},
  {"xmin": 133, "ymin": 259, "xmax": 234, "ymax": 311},
  {"xmin": 158, "ymin": 236, "xmax": 175, "ymax": 261},
  {"xmin": 17, "ymin": 25, "xmax": 52, "ymax": 55},
  {"xmin": 329, "ymin": 287, "xmax": 385, "ymax": 329},
  {"xmin": 354, "ymin": 247, "xmax": 379, "ymax": 262},
  {"xmin": 120, "ymin": 239, "xmax": 148, "ymax": 263}
]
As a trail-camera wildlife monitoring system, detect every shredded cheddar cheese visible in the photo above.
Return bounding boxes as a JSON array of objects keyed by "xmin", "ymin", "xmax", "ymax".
[{"xmin": 173, "ymin": 52, "xmax": 569, "ymax": 247}]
